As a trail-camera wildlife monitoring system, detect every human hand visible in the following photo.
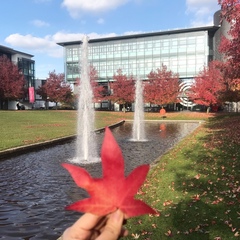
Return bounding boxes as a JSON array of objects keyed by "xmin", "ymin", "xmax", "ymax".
[{"xmin": 59, "ymin": 209, "xmax": 128, "ymax": 240}]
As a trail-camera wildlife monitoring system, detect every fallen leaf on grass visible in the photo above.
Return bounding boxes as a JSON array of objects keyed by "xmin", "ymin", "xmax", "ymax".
[
  {"xmin": 192, "ymin": 194, "xmax": 200, "ymax": 202},
  {"xmin": 194, "ymin": 173, "xmax": 201, "ymax": 179},
  {"xmin": 131, "ymin": 233, "xmax": 140, "ymax": 239},
  {"xmin": 151, "ymin": 223, "xmax": 157, "ymax": 228},
  {"xmin": 234, "ymin": 232, "xmax": 239, "ymax": 237},
  {"xmin": 211, "ymin": 197, "xmax": 223, "ymax": 205},
  {"xmin": 165, "ymin": 230, "xmax": 173, "ymax": 237},
  {"xmin": 163, "ymin": 200, "xmax": 173, "ymax": 206}
]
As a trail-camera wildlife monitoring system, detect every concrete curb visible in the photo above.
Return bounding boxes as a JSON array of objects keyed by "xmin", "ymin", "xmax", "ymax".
[{"xmin": 0, "ymin": 120, "xmax": 125, "ymax": 161}]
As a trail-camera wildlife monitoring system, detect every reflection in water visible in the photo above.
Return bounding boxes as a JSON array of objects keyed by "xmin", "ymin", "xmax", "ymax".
[
  {"xmin": 159, "ymin": 123, "xmax": 167, "ymax": 138},
  {"xmin": 0, "ymin": 122, "xmax": 199, "ymax": 240}
]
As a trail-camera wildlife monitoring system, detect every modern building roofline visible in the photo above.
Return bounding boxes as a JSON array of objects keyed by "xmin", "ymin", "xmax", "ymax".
[
  {"xmin": 0, "ymin": 45, "xmax": 34, "ymax": 58},
  {"xmin": 57, "ymin": 25, "xmax": 220, "ymax": 46}
]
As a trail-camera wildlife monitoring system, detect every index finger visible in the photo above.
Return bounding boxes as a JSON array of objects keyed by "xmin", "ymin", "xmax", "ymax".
[{"xmin": 65, "ymin": 213, "xmax": 104, "ymax": 239}]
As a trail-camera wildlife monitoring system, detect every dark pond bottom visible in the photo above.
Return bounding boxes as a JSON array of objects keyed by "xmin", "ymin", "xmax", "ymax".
[{"xmin": 0, "ymin": 121, "xmax": 199, "ymax": 240}]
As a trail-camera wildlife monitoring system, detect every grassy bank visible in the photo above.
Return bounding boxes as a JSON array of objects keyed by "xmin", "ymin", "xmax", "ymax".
[
  {"xmin": 0, "ymin": 110, "xmax": 215, "ymax": 151},
  {"xmin": 125, "ymin": 114, "xmax": 240, "ymax": 240},
  {"xmin": 0, "ymin": 111, "xmax": 76, "ymax": 151}
]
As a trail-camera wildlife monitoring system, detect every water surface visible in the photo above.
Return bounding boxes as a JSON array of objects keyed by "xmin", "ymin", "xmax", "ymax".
[{"xmin": 0, "ymin": 121, "xmax": 199, "ymax": 239}]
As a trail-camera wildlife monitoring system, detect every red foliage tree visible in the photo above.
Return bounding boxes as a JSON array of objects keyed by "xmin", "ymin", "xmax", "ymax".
[
  {"xmin": 218, "ymin": 0, "xmax": 240, "ymax": 68},
  {"xmin": 144, "ymin": 64, "xmax": 179, "ymax": 107},
  {"xmin": 217, "ymin": 61, "xmax": 240, "ymax": 102},
  {"xmin": 218, "ymin": 0, "xmax": 240, "ymax": 102},
  {"xmin": 109, "ymin": 69, "xmax": 135, "ymax": 111},
  {"xmin": 89, "ymin": 66, "xmax": 105, "ymax": 102},
  {"xmin": 37, "ymin": 71, "xmax": 73, "ymax": 109},
  {"xmin": 188, "ymin": 61, "xmax": 225, "ymax": 108},
  {"xmin": 0, "ymin": 55, "xmax": 25, "ymax": 107},
  {"xmin": 75, "ymin": 65, "xmax": 105, "ymax": 103}
]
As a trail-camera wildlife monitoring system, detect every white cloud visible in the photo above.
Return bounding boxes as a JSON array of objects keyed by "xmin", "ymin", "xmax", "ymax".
[
  {"xmin": 190, "ymin": 19, "xmax": 212, "ymax": 27},
  {"xmin": 31, "ymin": 19, "xmax": 50, "ymax": 27},
  {"xmin": 52, "ymin": 31, "xmax": 118, "ymax": 42},
  {"xmin": 186, "ymin": 0, "xmax": 220, "ymax": 27},
  {"xmin": 52, "ymin": 32, "xmax": 85, "ymax": 43},
  {"xmin": 186, "ymin": 0, "xmax": 218, "ymax": 13},
  {"xmin": 88, "ymin": 32, "xmax": 117, "ymax": 39},
  {"xmin": 4, "ymin": 32, "xmax": 119, "ymax": 59},
  {"xmin": 4, "ymin": 30, "xmax": 147, "ymax": 63},
  {"xmin": 61, "ymin": 0, "xmax": 130, "ymax": 18},
  {"xmin": 5, "ymin": 33, "xmax": 53, "ymax": 49},
  {"xmin": 123, "ymin": 31, "xmax": 144, "ymax": 35},
  {"xmin": 5, "ymin": 33, "xmax": 62, "ymax": 58}
]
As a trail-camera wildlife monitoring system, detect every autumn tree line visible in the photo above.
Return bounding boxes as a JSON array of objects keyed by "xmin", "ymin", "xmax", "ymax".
[
  {"xmin": 189, "ymin": 0, "xmax": 240, "ymax": 109},
  {"xmin": 0, "ymin": 0, "xmax": 239, "ymax": 111},
  {"xmin": 0, "ymin": 57, "xmax": 181, "ymax": 111}
]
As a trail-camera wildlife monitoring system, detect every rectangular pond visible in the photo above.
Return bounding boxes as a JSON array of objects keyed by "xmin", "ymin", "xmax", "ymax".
[{"xmin": 0, "ymin": 121, "xmax": 200, "ymax": 240}]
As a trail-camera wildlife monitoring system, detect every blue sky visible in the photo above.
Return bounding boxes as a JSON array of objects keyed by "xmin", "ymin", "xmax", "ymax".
[{"xmin": 0, "ymin": 0, "xmax": 220, "ymax": 79}]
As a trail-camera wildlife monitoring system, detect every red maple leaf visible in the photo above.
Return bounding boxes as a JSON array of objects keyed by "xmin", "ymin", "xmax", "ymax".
[{"xmin": 62, "ymin": 127, "xmax": 156, "ymax": 217}]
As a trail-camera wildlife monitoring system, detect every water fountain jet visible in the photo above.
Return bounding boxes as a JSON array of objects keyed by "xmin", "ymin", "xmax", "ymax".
[
  {"xmin": 132, "ymin": 77, "xmax": 146, "ymax": 142},
  {"xmin": 71, "ymin": 35, "xmax": 98, "ymax": 163}
]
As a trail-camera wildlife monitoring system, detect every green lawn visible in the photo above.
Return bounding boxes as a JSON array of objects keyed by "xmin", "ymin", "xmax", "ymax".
[
  {"xmin": 125, "ymin": 114, "xmax": 240, "ymax": 240},
  {"xmin": 0, "ymin": 110, "xmax": 77, "ymax": 150},
  {"xmin": 0, "ymin": 110, "xmax": 213, "ymax": 151}
]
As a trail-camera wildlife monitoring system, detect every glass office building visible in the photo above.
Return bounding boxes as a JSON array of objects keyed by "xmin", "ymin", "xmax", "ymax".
[
  {"xmin": 58, "ymin": 26, "xmax": 219, "ymax": 84},
  {"xmin": 58, "ymin": 22, "xmax": 223, "ymax": 110}
]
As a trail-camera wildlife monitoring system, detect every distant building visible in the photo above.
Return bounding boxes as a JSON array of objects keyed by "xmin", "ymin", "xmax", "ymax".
[
  {"xmin": 0, "ymin": 45, "xmax": 35, "ymax": 110},
  {"xmin": 57, "ymin": 11, "xmax": 229, "ymax": 111}
]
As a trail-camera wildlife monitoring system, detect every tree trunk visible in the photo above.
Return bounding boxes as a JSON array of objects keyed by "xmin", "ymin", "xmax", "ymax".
[{"xmin": 45, "ymin": 101, "xmax": 49, "ymax": 110}]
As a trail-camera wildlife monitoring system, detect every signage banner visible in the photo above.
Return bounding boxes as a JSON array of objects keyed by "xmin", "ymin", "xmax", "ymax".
[{"xmin": 29, "ymin": 87, "xmax": 35, "ymax": 103}]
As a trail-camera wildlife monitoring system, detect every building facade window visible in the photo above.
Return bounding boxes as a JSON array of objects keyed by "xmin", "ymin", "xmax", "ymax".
[{"xmin": 59, "ymin": 27, "xmax": 218, "ymax": 84}]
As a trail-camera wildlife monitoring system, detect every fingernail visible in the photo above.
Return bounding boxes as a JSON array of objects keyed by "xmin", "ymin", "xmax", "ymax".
[{"xmin": 112, "ymin": 209, "xmax": 123, "ymax": 222}]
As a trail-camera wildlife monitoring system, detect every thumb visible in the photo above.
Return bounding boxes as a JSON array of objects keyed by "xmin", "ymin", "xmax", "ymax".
[{"xmin": 96, "ymin": 210, "xmax": 124, "ymax": 240}]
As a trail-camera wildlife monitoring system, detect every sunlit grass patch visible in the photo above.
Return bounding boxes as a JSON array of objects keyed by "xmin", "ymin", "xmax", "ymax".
[{"xmin": 126, "ymin": 114, "xmax": 240, "ymax": 240}]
